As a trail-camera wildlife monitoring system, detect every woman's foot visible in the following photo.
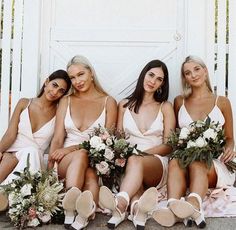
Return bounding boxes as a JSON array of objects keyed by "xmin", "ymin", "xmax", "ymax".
[
  {"xmin": 169, "ymin": 193, "xmax": 206, "ymax": 228},
  {"xmin": 99, "ymin": 186, "xmax": 129, "ymax": 229},
  {"xmin": 129, "ymin": 187, "xmax": 157, "ymax": 230},
  {"xmin": 70, "ymin": 190, "xmax": 96, "ymax": 230},
  {"xmin": 62, "ymin": 187, "xmax": 81, "ymax": 229}
]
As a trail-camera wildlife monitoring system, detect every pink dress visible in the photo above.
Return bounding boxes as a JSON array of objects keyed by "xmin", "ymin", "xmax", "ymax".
[
  {"xmin": 178, "ymin": 96, "xmax": 236, "ymax": 217},
  {"xmin": 2, "ymin": 99, "xmax": 55, "ymax": 184},
  {"xmin": 123, "ymin": 103, "xmax": 168, "ymax": 190}
]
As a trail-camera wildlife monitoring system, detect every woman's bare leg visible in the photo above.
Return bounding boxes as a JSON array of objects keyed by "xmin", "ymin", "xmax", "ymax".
[
  {"xmin": 0, "ymin": 153, "xmax": 18, "ymax": 183},
  {"xmin": 58, "ymin": 149, "xmax": 89, "ymax": 189},
  {"xmin": 117, "ymin": 155, "xmax": 163, "ymax": 212},
  {"xmin": 167, "ymin": 159, "xmax": 187, "ymax": 199},
  {"xmin": 83, "ymin": 167, "xmax": 99, "ymax": 205}
]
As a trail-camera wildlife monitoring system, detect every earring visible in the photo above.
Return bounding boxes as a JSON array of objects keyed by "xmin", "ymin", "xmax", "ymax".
[{"xmin": 157, "ymin": 87, "xmax": 162, "ymax": 95}]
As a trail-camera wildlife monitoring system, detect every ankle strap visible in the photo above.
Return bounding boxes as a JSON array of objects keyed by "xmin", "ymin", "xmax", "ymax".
[
  {"xmin": 188, "ymin": 193, "xmax": 202, "ymax": 207},
  {"xmin": 117, "ymin": 191, "xmax": 130, "ymax": 205}
]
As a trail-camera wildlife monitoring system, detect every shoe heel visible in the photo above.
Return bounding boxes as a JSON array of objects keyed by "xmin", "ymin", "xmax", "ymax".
[
  {"xmin": 107, "ymin": 222, "xmax": 116, "ymax": 229},
  {"xmin": 137, "ymin": 225, "xmax": 145, "ymax": 230},
  {"xmin": 183, "ymin": 218, "xmax": 193, "ymax": 227}
]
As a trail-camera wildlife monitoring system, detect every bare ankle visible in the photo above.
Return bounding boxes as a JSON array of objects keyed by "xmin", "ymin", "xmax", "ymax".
[{"xmin": 117, "ymin": 196, "xmax": 128, "ymax": 213}]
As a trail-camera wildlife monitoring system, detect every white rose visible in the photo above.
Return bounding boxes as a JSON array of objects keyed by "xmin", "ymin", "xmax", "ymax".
[
  {"xmin": 90, "ymin": 136, "xmax": 103, "ymax": 148},
  {"xmin": 27, "ymin": 218, "xmax": 40, "ymax": 227},
  {"xmin": 95, "ymin": 161, "xmax": 110, "ymax": 175},
  {"xmin": 8, "ymin": 193, "xmax": 17, "ymax": 206},
  {"xmin": 106, "ymin": 137, "xmax": 113, "ymax": 146},
  {"xmin": 195, "ymin": 137, "xmax": 207, "ymax": 148},
  {"xmin": 203, "ymin": 128, "xmax": 217, "ymax": 140},
  {"xmin": 187, "ymin": 140, "xmax": 196, "ymax": 148},
  {"xmin": 96, "ymin": 143, "xmax": 106, "ymax": 151},
  {"xmin": 179, "ymin": 127, "xmax": 190, "ymax": 139},
  {"xmin": 104, "ymin": 148, "xmax": 114, "ymax": 160},
  {"xmin": 20, "ymin": 184, "xmax": 32, "ymax": 197}
]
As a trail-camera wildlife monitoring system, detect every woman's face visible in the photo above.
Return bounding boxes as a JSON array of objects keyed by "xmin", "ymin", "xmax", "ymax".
[
  {"xmin": 67, "ymin": 64, "xmax": 93, "ymax": 92},
  {"xmin": 143, "ymin": 67, "xmax": 164, "ymax": 93},
  {"xmin": 44, "ymin": 79, "xmax": 68, "ymax": 101},
  {"xmin": 183, "ymin": 61, "xmax": 207, "ymax": 87}
]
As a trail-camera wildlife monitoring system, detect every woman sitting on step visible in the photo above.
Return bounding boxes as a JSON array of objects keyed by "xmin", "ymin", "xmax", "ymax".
[
  {"xmin": 0, "ymin": 70, "xmax": 71, "ymax": 211},
  {"xmin": 48, "ymin": 55, "xmax": 117, "ymax": 230},
  {"xmin": 99, "ymin": 59, "xmax": 176, "ymax": 229},
  {"xmin": 153, "ymin": 55, "xmax": 236, "ymax": 228}
]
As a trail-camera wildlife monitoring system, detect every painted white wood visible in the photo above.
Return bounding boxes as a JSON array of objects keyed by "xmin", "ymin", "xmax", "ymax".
[
  {"xmin": 0, "ymin": 0, "xmax": 2, "ymax": 38},
  {"xmin": 216, "ymin": 0, "xmax": 227, "ymax": 96},
  {"xmin": 0, "ymin": 0, "xmax": 13, "ymax": 136},
  {"xmin": 228, "ymin": 0, "xmax": 236, "ymax": 139},
  {"xmin": 11, "ymin": 0, "xmax": 24, "ymax": 113},
  {"xmin": 41, "ymin": 0, "xmax": 184, "ymax": 102},
  {"xmin": 21, "ymin": 0, "xmax": 41, "ymax": 98},
  {"xmin": 206, "ymin": 0, "xmax": 216, "ymax": 90}
]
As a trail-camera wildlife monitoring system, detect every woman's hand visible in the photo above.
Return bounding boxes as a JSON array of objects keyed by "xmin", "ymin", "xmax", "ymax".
[
  {"xmin": 49, "ymin": 147, "xmax": 72, "ymax": 162},
  {"xmin": 220, "ymin": 147, "xmax": 235, "ymax": 163}
]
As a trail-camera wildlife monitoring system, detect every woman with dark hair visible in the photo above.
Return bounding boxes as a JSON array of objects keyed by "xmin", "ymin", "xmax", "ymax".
[
  {"xmin": 0, "ymin": 69, "xmax": 71, "ymax": 211},
  {"xmin": 99, "ymin": 59, "xmax": 176, "ymax": 229}
]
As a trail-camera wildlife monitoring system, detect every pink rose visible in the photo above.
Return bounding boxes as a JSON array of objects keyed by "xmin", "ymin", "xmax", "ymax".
[{"xmin": 115, "ymin": 158, "xmax": 126, "ymax": 167}]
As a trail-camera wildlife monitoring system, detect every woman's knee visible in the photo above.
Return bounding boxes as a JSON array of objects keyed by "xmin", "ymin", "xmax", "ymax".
[
  {"xmin": 127, "ymin": 155, "xmax": 143, "ymax": 167},
  {"xmin": 189, "ymin": 161, "xmax": 208, "ymax": 173},
  {"xmin": 168, "ymin": 158, "xmax": 182, "ymax": 172},
  {"xmin": 85, "ymin": 168, "xmax": 98, "ymax": 181},
  {"xmin": 72, "ymin": 149, "xmax": 89, "ymax": 165}
]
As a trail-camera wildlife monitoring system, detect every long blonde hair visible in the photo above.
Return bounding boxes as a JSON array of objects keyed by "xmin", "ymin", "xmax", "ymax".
[
  {"xmin": 181, "ymin": 55, "xmax": 213, "ymax": 98},
  {"xmin": 67, "ymin": 55, "xmax": 107, "ymax": 95}
]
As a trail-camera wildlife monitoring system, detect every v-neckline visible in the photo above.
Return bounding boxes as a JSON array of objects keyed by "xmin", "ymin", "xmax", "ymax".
[
  {"xmin": 27, "ymin": 107, "xmax": 54, "ymax": 135},
  {"xmin": 127, "ymin": 108, "xmax": 161, "ymax": 135},
  {"xmin": 182, "ymin": 104, "xmax": 216, "ymax": 122},
  {"xmin": 69, "ymin": 106, "xmax": 105, "ymax": 133}
]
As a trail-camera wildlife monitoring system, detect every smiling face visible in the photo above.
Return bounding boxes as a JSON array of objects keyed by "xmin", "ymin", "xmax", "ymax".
[
  {"xmin": 44, "ymin": 78, "xmax": 68, "ymax": 101},
  {"xmin": 67, "ymin": 64, "xmax": 94, "ymax": 92},
  {"xmin": 183, "ymin": 61, "xmax": 207, "ymax": 88},
  {"xmin": 143, "ymin": 67, "xmax": 165, "ymax": 93}
]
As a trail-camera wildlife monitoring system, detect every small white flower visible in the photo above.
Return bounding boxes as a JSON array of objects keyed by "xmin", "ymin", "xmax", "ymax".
[
  {"xmin": 195, "ymin": 120, "xmax": 205, "ymax": 127},
  {"xmin": 20, "ymin": 184, "xmax": 33, "ymax": 197},
  {"xmin": 96, "ymin": 143, "xmax": 106, "ymax": 151},
  {"xmin": 179, "ymin": 127, "xmax": 190, "ymax": 139},
  {"xmin": 38, "ymin": 211, "xmax": 51, "ymax": 223},
  {"xmin": 95, "ymin": 161, "xmax": 110, "ymax": 175},
  {"xmin": 27, "ymin": 218, "xmax": 40, "ymax": 227},
  {"xmin": 90, "ymin": 136, "xmax": 103, "ymax": 148},
  {"xmin": 195, "ymin": 137, "xmax": 207, "ymax": 148},
  {"xmin": 203, "ymin": 128, "xmax": 217, "ymax": 140},
  {"xmin": 104, "ymin": 148, "xmax": 114, "ymax": 160},
  {"xmin": 187, "ymin": 140, "xmax": 196, "ymax": 148},
  {"xmin": 106, "ymin": 137, "xmax": 113, "ymax": 146}
]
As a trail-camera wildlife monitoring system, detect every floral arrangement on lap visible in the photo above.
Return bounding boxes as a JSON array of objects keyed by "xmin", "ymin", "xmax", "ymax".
[
  {"xmin": 168, "ymin": 117, "xmax": 236, "ymax": 171},
  {"xmin": 0, "ymin": 155, "xmax": 64, "ymax": 229},
  {"xmin": 79, "ymin": 125, "xmax": 143, "ymax": 190}
]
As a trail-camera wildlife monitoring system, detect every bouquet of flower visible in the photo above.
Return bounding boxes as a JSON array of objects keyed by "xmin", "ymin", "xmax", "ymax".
[
  {"xmin": 79, "ymin": 125, "xmax": 143, "ymax": 189},
  {"xmin": 0, "ymin": 155, "xmax": 64, "ymax": 229},
  {"xmin": 168, "ymin": 117, "xmax": 226, "ymax": 168}
]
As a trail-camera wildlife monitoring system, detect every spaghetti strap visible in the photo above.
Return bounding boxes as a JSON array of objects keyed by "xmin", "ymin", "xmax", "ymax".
[
  {"xmin": 182, "ymin": 98, "xmax": 185, "ymax": 105},
  {"xmin": 159, "ymin": 101, "xmax": 164, "ymax": 112},
  {"xmin": 215, "ymin": 95, "xmax": 219, "ymax": 105},
  {"xmin": 27, "ymin": 98, "xmax": 33, "ymax": 108},
  {"xmin": 104, "ymin": 96, "xmax": 109, "ymax": 106}
]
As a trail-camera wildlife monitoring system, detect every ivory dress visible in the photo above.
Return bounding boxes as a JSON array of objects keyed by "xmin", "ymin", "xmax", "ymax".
[
  {"xmin": 63, "ymin": 96, "xmax": 108, "ymax": 147},
  {"xmin": 123, "ymin": 103, "xmax": 168, "ymax": 190},
  {"xmin": 2, "ymin": 99, "xmax": 55, "ymax": 185},
  {"xmin": 178, "ymin": 96, "xmax": 236, "ymax": 217}
]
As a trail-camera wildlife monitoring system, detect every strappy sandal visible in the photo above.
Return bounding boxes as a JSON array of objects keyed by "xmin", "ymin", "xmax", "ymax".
[
  {"xmin": 152, "ymin": 207, "xmax": 193, "ymax": 227},
  {"xmin": 169, "ymin": 193, "xmax": 206, "ymax": 228},
  {"xmin": 62, "ymin": 187, "xmax": 81, "ymax": 229},
  {"xmin": 99, "ymin": 186, "xmax": 130, "ymax": 229},
  {"xmin": 0, "ymin": 190, "xmax": 8, "ymax": 212},
  {"xmin": 128, "ymin": 187, "xmax": 157, "ymax": 230},
  {"xmin": 70, "ymin": 190, "xmax": 96, "ymax": 230}
]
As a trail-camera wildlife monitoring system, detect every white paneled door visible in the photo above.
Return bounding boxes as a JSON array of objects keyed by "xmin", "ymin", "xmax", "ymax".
[{"xmin": 41, "ymin": 0, "xmax": 185, "ymax": 102}]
